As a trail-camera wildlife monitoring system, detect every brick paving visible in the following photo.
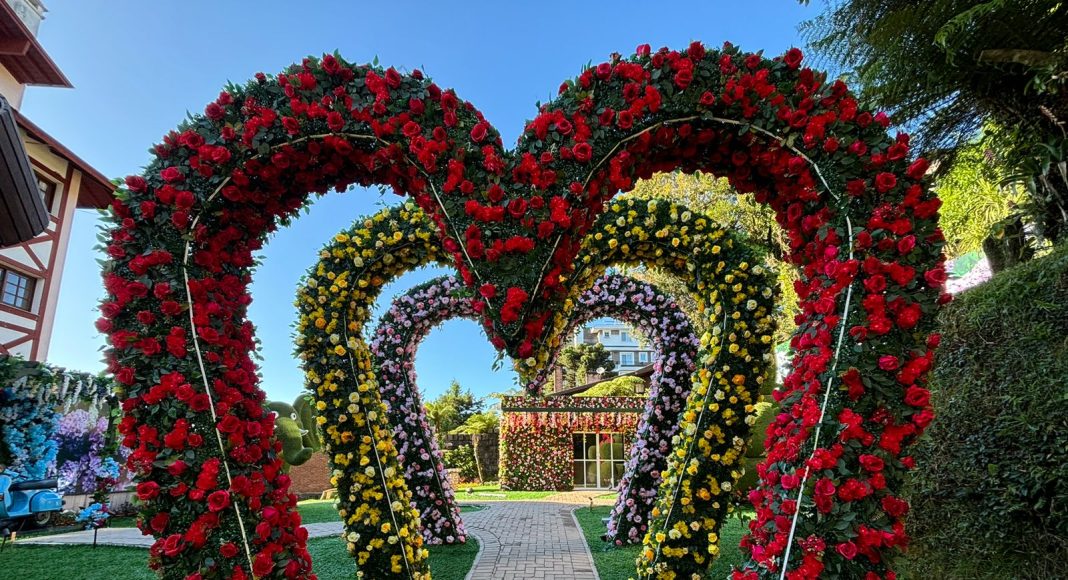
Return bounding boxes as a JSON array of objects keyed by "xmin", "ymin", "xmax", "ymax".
[{"xmin": 18, "ymin": 490, "xmax": 614, "ymax": 580}]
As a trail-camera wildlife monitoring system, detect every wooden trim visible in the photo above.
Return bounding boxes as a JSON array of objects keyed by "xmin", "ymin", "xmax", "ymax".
[
  {"xmin": 0, "ymin": 301, "xmax": 37, "ymax": 320},
  {"xmin": 1, "ymin": 334, "xmax": 33, "ymax": 352},
  {"xmin": 0, "ymin": 39, "xmax": 30, "ymax": 56},
  {"xmin": 0, "ymin": 254, "xmax": 45, "ymax": 278},
  {"xmin": 0, "ymin": 318, "xmax": 34, "ymax": 333},
  {"xmin": 28, "ymin": 163, "xmax": 73, "ymax": 360},
  {"xmin": 30, "ymin": 158, "xmax": 64, "ymax": 183}
]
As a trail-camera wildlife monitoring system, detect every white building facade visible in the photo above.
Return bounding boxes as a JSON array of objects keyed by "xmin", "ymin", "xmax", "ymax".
[
  {"xmin": 572, "ymin": 319, "xmax": 655, "ymax": 375},
  {"xmin": 0, "ymin": 0, "xmax": 113, "ymax": 361}
]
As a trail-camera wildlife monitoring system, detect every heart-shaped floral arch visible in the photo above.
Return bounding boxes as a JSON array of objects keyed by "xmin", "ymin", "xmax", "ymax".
[
  {"xmin": 101, "ymin": 41, "xmax": 945, "ymax": 580},
  {"xmin": 365, "ymin": 271, "xmax": 701, "ymax": 547},
  {"xmin": 299, "ymin": 195, "xmax": 775, "ymax": 577}
]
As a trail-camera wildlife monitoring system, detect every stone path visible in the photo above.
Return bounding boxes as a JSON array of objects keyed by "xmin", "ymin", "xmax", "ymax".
[{"xmin": 18, "ymin": 491, "xmax": 615, "ymax": 580}]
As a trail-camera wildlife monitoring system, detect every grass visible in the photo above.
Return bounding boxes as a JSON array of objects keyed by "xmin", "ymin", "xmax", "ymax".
[
  {"xmin": 454, "ymin": 483, "xmax": 556, "ymax": 501},
  {"xmin": 0, "ymin": 536, "xmax": 479, "ymax": 580},
  {"xmin": 573, "ymin": 505, "xmax": 751, "ymax": 580}
]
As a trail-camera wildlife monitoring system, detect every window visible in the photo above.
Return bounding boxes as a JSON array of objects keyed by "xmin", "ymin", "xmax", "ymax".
[
  {"xmin": 1, "ymin": 268, "xmax": 36, "ymax": 311},
  {"xmin": 620, "ymin": 352, "xmax": 634, "ymax": 367},
  {"xmin": 35, "ymin": 173, "xmax": 57, "ymax": 213},
  {"xmin": 621, "ymin": 331, "xmax": 630, "ymax": 343},
  {"xmin": 573, "ymin": 432, "xmax": 627, "ymax": 489},
  {"xmin": 638, "ymin": 351, "xmax": 649, "ymax": 363}
]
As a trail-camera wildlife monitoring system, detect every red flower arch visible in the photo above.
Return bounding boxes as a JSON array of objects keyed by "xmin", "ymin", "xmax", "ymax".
[{"xmin": 101, "ymin": 42, "xmax": 945, "ymax": 579}]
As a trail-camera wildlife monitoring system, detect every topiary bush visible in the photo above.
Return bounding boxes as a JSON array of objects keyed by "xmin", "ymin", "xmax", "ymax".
[{"xmin": 905, "ymin": 244, "xmax": 1068, "ymax": 579}]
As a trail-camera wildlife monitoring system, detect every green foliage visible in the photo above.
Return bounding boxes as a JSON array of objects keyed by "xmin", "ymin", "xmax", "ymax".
[
  {"xmin": 577, "ymin": 375, "xmax": 645, "ymax": 397},
  {"xmin": 906, "ymin": 243, "xmax": 1068, "ymax": 579},
  {"xmin": 450, "ymin": 412, "xmax": 499, "ymax": 434},
  {"xmin": 559, "ymin": 343, "xmax": 617, "ymax": 389},
  {"xmin": 443, "ymin": 444, "xmax": 480, "ymax": 482},
  {"xmin": 933, "ymin": 137, "xmax": 1018, "ymax": 258},
  {"xmin": 800, "ymin": 0, "xmax": 1068, "ymax": 241},
  {"xmin": 424, "ymin": 381, "xmax": 485, "ymax": 436}
]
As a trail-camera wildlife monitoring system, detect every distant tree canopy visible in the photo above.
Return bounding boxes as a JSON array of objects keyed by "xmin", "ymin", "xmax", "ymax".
[
  {"xmin": 932, "ymin": 135, "xmax": 1020, "ymax": 258},
  {"xmin": 800, "ymin": 0, "xmax": 1068, "ymax": 243},
  {"xmin": 559, "ymin": 342, "xmax": 616, "ymax": 389},
  {"xmin": 424, "ymin": 380, "xmax": 484, "ymax": 435},
  {"xmin": 577, "ymin": 375, "xmax": 645, "ymax": 397},
  {"xmin": 450, "ymin": 411, "xmax": 499, "ymax": 434}
]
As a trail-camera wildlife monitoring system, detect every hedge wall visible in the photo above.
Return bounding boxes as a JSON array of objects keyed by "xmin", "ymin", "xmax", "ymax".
[{"xmin": 905, "ymin": 245, "xmax": 1068, "ymax": 579}]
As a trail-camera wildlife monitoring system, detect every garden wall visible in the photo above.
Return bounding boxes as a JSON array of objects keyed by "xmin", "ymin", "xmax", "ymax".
[
  {"xmin": 439, "ymin": 433, "xmax": 499, "ymax": 482},
  {"xmin": 287, "ymin": 452, "xmax": 332, "ymax": 497}
]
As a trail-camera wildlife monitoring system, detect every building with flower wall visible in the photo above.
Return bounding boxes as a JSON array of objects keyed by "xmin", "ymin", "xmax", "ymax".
[{"xmin": 499, "ymin": 395, "xmax": 645, "ymax": 490}]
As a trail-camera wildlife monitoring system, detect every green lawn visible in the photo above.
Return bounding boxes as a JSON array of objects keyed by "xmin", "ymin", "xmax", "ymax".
[
  {"xmin": 0, "ymin": 536, "xmax": 478, "ymax": 580},
  {"xmin": 573, "ymin": 505, "xmax": 751, "ymax": 580},
  {"xmin": 454, "ymin": 483, "xmax": 556, "ymax": 501}
]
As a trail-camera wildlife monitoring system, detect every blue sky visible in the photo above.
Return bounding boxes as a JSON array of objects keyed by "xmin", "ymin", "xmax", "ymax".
[{"xmin": 26, "ymin": 0, "xmax": 812, "ymax": 404}]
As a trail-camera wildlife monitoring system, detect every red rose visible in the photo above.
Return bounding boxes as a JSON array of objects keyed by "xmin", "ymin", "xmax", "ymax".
[
  {"xmin": 783, "ymin": 47, "xmax": 804, "ymax": 69},
  {"xmin": 881, "ymin": 496, "xmax": 910, "ymax": 518},
  {"xmin": 137, "ymin": 481, "xmax": 160, "ymax": 500},
  {"xmin": 878, "ymin": 355, "xmax": 900, "ymax": 371},
  {"xmin": 616, "ymin": 110, "xmax": 634, "ymax": 130},
  {"xmin": 149, "ymin": 512, "xmax": 169, "ymax": 533},
  {"xmin": 252, "ymin": 551, "xmax": 274, "ymax": 577},
  {"xmin": 140, "ymin": 201, "xmax": 157, "ymax": 219},
  {"xmin": 859, "ymin": 454, "xmax": 885, "ymax": 472},
  {"xmin": 907, "ymin": 158, "xmax": 930, "ymax": 180},
  {"xmin": 904, "ymin": 385, "xmax": 931, "ymax": 407},
  {"xmin": 160, "ymin": 167, "xmax": 184, "ymax": 183},
  {"xmin": 836, "ymin": 541, "xmax": 858, "ymax": 560},
  {"xmin": 699, "ymin": 91, "xmax": 716, "ymax": 107},
  {"xmin": 874, "ymin": 172, "xmax": 898, "ymax": 193},
  {"xmin": 470, "ymin": 122, "xmax": 488, "ymax": 143},
  {"xmin": 674, "ymin": 68, "xmax": 694, "ymax": 89},
  {"xmin": 326, "ymin": 111, "xmax": 345, "ymax": 132},
  {"xmin": 160, "ymin": 534, "xmax": 185, "ymax": 557},
  {"xmin": 220, "ymin": 542, "xmax": 239, "ymax": 559},
  {"xmin": 116, "ymin": 367, "xmax": 135, "ymax": 385},
  {"xmin": 780, "ymin": 472, "xmax": 800, "ymax": 490},
  {"xmin": 924, "ymin": 266, "xmax": 947, "ymax": 288},
  {"xmin": 171, "ymin": 211, "xmax": 189, "ymax": 229},
  {"xmin": 897, "ymin": 235, "xmax": 916, "ymax": 254},
  {"xmin": 282, "ymin": 116, "xmax": 300, "ymax": 134},
  {"xmin": 573, "ymin": 142, "xmax": 593, "ymax": 162},
  {"xmin": 125, "ymin": 175, "xmax": 147, "ymax": 192},
  {"xmin": 207, "ymin": 490, "xmax": 231, "ymax": 512}
]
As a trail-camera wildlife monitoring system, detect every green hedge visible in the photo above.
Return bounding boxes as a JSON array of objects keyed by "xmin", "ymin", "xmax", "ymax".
[{"xmin": 905, "ymin": 245, "xmax": 1068, "ymax": 579}]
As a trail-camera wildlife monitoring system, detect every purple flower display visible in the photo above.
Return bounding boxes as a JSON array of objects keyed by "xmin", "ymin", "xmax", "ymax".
[
  {"xmin": 530, "ymin": 274, "xmax": 699, "ymax": 545},
  {"xmin": 370, "ymin": 277, "xmax": 474, "ymax": 545},
  {"xmin": 372, "ymin": 273, "xmax": 698, "ymax": 546}
]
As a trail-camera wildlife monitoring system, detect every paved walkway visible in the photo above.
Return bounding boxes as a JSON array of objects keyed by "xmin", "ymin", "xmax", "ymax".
[{"xmin": 18, "ymin": 491, "xmax": 615, "ymax": 580}]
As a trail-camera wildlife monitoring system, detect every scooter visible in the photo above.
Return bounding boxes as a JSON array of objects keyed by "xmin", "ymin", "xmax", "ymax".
[{"xmin": 0, "ymin": 469, "xmax": 63, "ymax": 535}]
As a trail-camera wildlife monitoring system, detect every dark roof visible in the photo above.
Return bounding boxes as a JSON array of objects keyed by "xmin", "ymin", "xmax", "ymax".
[
  {"xmin": 0, "ymin": 92, "xmax": 45, "ymax": 246},
  {"xmin": 550, "ymin": 364, "xmax": 655, "ymax": 397},
  {"xmin": 16, "ymin": 111, "xmax": 114, "ymax": 208},
  {"xmin": 0, "ymin": 2, "xmax": 70, "ymax": 87}
]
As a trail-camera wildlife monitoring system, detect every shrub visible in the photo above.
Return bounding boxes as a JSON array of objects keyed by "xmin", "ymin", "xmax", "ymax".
[
  {"xmin": 443, "ymin": 444, "xmax": 480, "ymax": 482},
  {"xmin": 577, "ymin": 375, "xmax": 645, "ymax": 397},
  {"xmin": 905, "ymin": 244, "xmax": 1068, "ymax": 579}
]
